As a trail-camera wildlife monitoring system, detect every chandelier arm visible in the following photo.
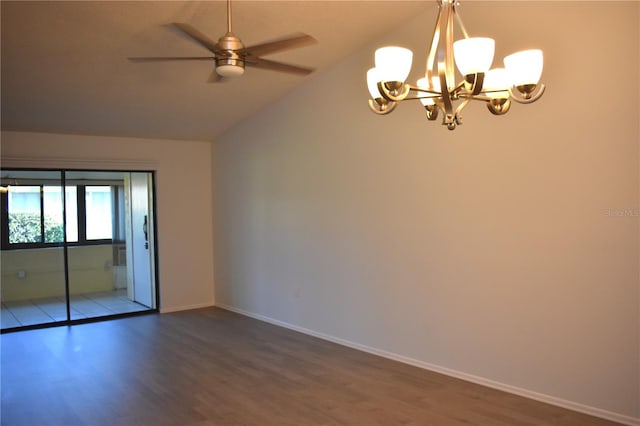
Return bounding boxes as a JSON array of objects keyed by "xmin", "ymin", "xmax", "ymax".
[
  {"xmin": 409, "ymin": 84, "xmax": 444, "ymax": 99},
  {"xmin": 453, "ymin": 1, "xmax": 470, "ymax": 39},
  {"xmin": 509, "ymin": 84, "xmax": 546, "ymax": 104},
  {"xmin": 415, "ymin": 84, "xmax": 443, "ymax": 104},
  {"xmin": 368, "ymin": 98, "xmax": 397, "ymax": 115},
  {"xmin": 386, "ymin": 84, "xmax": 441, "ymax": 103},
  {"xmin": 444, "ymin": 1, "xmax": 456, "ymax": 88},
  {"xmin": 438, "ymin": 67, "xmax": 455, "ymax": 125},
  {"xmin": 450, "ymin": 79, "xmax": 467, "ymax": 96},
  {"xmin": 426, "ymin": 1, "xmax": 445, "ymax": 82},
  {"xmin": 474, "ymin": 88, "xmax": 512, "ymax": 101},
  {"xmin": 377, "ymin": 81, "xmax": 411, "ymax": 102},
  {"xmin": 414, "ymin": 86, "xmax": 442, "ymax": 96},
  {"xmin": 425, "ymin": 104, "xmax": 440, "ymax": 121},
  {"xmin": 407, "ymin": 95, "xmax": 440, "ymax": 102},
  {"xmin": 454, "ymin": 97, "xmax": 471, "ymax": 119},
  {"xmin": 487, "ymin": 98, "xmax": 511, "ymax": 115},
  {"xmin": 468, "ymin": 73, "xmax": 485, "ymax": 96},
  {"xmin": 465, "ymin": 94, "xmax": 492, "ymax": 101}
]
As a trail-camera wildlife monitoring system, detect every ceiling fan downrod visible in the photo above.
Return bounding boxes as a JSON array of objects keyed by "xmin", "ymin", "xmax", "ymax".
[{"xmin": 216, "ymin": 0, "xmax": 245, "ymax": 77}]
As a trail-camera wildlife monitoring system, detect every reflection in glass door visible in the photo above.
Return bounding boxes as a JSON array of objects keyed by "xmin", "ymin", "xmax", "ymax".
[{"xmin": 1, "ymin": 169, "xmax": 158, "ymax": 331}]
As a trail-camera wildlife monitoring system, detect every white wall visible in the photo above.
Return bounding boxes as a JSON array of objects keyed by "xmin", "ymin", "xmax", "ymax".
[
  {"xmin": 213, "ymin": 1, "xmax": 639, "ymax": 422},
  {"xmin": 1, "ymin": 131, "xmax": 215, "ymax": 312}
]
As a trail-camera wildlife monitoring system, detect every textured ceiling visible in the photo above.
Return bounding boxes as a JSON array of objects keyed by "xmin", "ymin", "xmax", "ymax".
[{"xmin": 1, "ymin": 1, "xmax": 428, "ymax": 142}]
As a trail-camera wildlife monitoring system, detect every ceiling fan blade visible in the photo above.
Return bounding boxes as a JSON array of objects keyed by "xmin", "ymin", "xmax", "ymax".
[
  {"xmin": 171, "ymin": 22, "xmax": 220, "ymax": 54},
  {"xmin": 246, "ymin": 57, "xmax": 314, "ymax": 76},
  {"xmin": 240, "ymin": 33, "xmax": 317, "ymax": 58},
  {"xmin": 128, "ymin": 56, "xmax": 213, "ymax": 62}
]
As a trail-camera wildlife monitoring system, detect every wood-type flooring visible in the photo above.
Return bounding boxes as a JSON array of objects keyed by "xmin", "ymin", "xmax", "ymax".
[{"xmin": 0, "ymin": 307, "xmax": 622, "ymax": 426}]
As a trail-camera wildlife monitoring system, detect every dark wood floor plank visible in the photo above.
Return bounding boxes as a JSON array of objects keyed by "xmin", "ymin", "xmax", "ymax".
[{"xmin": 1, "ymin": 307, "xmax": 622, "ymax": 426}]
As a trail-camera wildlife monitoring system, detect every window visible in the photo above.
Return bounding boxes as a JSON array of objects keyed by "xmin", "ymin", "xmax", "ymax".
[
  {"xmin": 85, "ymin": 186, "xmax": 112, "ymax": 240},
  {"xmin": 7, "ymin": 186, "xmax": 42, "ymax": 244},
  {"xmin": 2, "ymin": 184, "xmax": 117, "ymax": 249}
]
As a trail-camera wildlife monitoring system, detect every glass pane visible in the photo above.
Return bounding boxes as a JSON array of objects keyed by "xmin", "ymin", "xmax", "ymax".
[
  {"xmin": 85, "ymin": 186, "xmax": 112, "ymax": 240},
  {"xmin": 67, "ymin": 172, "xmax": 154, "ymax": 321},
  {"xmin": 1, "ymin": 171, "xmax": 67, "ymax": 330},
  {"xmin": 43, "ymin": 186, "xmax": 63, "ymax": 243},
  {"xmin": 42, "ymin": 186, "xmax": 78, "ymax": 243},
  {"xmin": 8, "ymin": 186, "xmax": 42, "ymax": 244}
]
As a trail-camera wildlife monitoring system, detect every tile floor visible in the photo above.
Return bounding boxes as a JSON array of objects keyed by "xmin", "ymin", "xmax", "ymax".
[{"xmin": 1, "ymin": 289, "xmax": 150, "ymax": 329}]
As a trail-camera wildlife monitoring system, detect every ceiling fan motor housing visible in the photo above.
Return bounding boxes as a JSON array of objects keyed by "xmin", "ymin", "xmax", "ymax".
[{"xmin": 216, "ymin": 32, "xmax": 245, "ymax": 77}]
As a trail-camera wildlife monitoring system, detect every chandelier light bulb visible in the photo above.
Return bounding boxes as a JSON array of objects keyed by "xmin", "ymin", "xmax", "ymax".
[
  {"xmin": 453, "ymin": 37, "xmax": 495, "ymax": 76},
  {"xmin": 417, "ymin": 77, "xmax": 441, "ymax": 106},
  {"xmin": 504, "ymin": 49, "xmax": 543, "ymax": 86},
  {"xmin": 483, "ymin": 68, "xmax": 511, "ymax": 99},
  {"xmin": 367, "ymin": 68, "xmax": 382, "ymax": 99},
  {"xmin": 374, "ymin": 46, "xmax": 413, "ymax": 83}
]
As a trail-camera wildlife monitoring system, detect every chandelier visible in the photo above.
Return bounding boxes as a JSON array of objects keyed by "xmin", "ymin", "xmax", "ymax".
[{"xmin": 367, "ymin": 0, "xmax": 545, "ymax": 130}]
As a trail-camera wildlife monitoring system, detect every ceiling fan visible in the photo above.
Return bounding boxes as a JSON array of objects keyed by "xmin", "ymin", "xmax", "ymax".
[{"xmin": 128, "ymin": 0, "xmax": 317, "ymax": 81}]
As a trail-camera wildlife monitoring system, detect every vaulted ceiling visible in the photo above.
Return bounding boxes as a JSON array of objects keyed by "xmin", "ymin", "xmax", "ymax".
[{"xmin": 1, "ymin": 1, "xmax": 428, "ymax": 142}]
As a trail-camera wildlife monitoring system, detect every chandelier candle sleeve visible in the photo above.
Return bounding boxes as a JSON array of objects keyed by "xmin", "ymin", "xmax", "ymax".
[
  {"xmin": 366, "ymin": 0, "xmax": 545, "ymax": 130},
  {"xmin": 367, "ymin": 67, "xmax": 398, "ymax": 114},
  {"xmin": 483, "ymin": 68, "xmax": 511, "ymax": 99},
  {"xmin": 504, "ymin": 49, "xmax": 543, "ymax": 86},
  {"xmin": 374, "ymin": 47, "xmax": 413, "ymax": 83},
  {"xmin": 367, "ymin": 68, "xmax": 383, "ymax": 100},
  {"xmin": 453, "ymin": 37, "xmax": 495, "ymax": 76},
  {"xmin": 417, "ymin": 77, "xmax": 441, "ymax": 106}
]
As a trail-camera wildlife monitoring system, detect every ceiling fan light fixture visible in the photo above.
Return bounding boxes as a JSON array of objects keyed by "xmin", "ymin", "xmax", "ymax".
[
  {"xmin": 215, "ymin": 31, "xmax": 245, "ymax": 77},
  {"xmin": 216, "ymin": 62, "xmax": 245, "ymax": 77},
  {"xmin": 216, "ymin": 65, "xmax": 245, "ymax": 77}
]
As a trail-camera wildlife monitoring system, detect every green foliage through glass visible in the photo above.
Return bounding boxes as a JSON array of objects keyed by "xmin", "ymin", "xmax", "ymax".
[{"xmin": 8, "ymin": 213, "xmax": 64, "ymax": 244}]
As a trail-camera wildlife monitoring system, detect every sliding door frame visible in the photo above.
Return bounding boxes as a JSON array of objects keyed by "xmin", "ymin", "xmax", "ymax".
[{"xmin": 0, "ymin": 167, "xmax": 160, "ymax": 333}]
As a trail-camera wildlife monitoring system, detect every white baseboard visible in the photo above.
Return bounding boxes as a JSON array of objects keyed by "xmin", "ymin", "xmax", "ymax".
[
  {"xmin": 216, "ymin": 303, "xmax": 639, "ymax": 426},
  {"xmin": 160, "ymin": 301, "xmax": 215, "ymax": 314}
]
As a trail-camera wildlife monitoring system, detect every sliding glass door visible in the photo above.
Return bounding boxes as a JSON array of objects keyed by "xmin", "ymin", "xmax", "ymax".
[
  {"xmin": 0, "ymin": 171, "xmax": 67, "ymax": 328},
  {"xmin": 0, "ymin": 169, "xmax": 158, "ymax": 331}
]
